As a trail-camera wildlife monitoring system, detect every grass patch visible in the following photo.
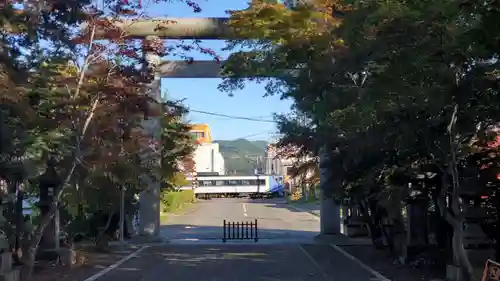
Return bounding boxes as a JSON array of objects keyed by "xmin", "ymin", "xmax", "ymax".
[
  {"xmin": 160, "ymin": 190, "xmax": 194, "ymax": 224},
  {"xmin": 160, "ymin": 214, "xmax": 169, "ymax": 225},
  {"xmin": 161, "ymin": 190, "xmax": 195, "ymax": 212}
]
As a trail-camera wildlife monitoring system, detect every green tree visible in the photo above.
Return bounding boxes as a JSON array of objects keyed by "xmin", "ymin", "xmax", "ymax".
[
  {"xmin": 159, "ymin": 100, "xmax": 194, "ymax": 190},
  {"xmin": 0, "ymin": 0, "xmax": 206, "ymax": 279},
  {"xmin": 222, "ymin": 0, "xmax": 500, "ymax": 279}
]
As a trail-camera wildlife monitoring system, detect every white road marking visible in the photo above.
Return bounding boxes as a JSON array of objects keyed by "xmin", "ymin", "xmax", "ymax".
[
  {"xmin": 329, "ymin": 244, "xmax": 391, "ymax": 281},
  {"xmin": 297, "ymin": 245, "xmax": 330, "ymax": 279},
  {"xmin": 242, "ymin": 203, "xmax": 248, "ymax": 216},
  {"xmin": 289, "ymin": 203, "xmax": 389, "ymax": 280},
  {"xmin": 83, "ymin": 246, "xmax": 150, "ymax": 281}
]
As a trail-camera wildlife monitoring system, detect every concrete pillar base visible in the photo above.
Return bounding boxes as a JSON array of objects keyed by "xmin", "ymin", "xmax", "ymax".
[
  {"xmin": 0, "ymin": 252, "xmax": 19, "ymax": 281},
  {"xmin": 319, "ymin": 190, "xmax": 342, "ymax": 235},
  {"xmin": 0, "ymin": 269, "xmax": 20, "ymax": 281},
  {"xmin": 139, "ymin": 183, "xmax": 160, "ymax": 236}
]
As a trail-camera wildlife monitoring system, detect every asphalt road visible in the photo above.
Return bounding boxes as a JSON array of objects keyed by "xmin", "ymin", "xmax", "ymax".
[
  {"xmin": 92, "ymin": 198, "xmax": 386, "ymax": 281},
  {"xmin": 160, "ymin": 198, "xmax": 320, "ymax": 243}
]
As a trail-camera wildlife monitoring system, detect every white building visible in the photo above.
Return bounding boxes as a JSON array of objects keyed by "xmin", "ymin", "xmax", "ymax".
[
  {"xmin": 192, "ymin": 142, "xmax": 225, "ymax": 175},
  {"xmin": 264, "ymin": 143, "xmax": 296, "ymax": 176},
  {"xmin": 264, "ymin": 144, "xmax": 285, "ymax": 175},
  {"xmin": 187, "ymin": 124, "xmax": 225, "ymax": 176},
  {"xmin": 263, "ymin": 143, "xmax": 317, "ymax": 195}
]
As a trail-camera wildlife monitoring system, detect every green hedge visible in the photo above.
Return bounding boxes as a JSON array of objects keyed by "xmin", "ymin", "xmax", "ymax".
[{"xmin": 161, "ymin": 190, "xmax": 194, "ymax": 213}]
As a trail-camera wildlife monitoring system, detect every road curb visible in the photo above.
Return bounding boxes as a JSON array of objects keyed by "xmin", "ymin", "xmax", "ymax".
[
  {"xmin": 287, "ymin": 203, "xmax": 320, "ymax": 219},
  {"xmin": 329, "ymin": 244, "xmax": 391, "ymax": 281}
]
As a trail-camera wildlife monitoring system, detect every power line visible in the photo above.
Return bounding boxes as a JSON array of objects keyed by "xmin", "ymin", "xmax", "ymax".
[
  {"xmin": 211, "ymin": 115, "xmax": 274, "ymax": 122},
  {"xmin": 237, "ymin": 130, "xmax": 277, "ymax": 139},
  {"xmin": 188, "ymin": 109, "xmax": 277, "ymax": 123}
]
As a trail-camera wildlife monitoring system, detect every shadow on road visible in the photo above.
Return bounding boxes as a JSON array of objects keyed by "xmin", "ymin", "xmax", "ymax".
[
  {"xmin": 160, "ymin": 223, "xmax": 318, "ymax": 243},
  {"xmin": 96, "ymin": 243, "xmax": 382, "ymax": 281}
]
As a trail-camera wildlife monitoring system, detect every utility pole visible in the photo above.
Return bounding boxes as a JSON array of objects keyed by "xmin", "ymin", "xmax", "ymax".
[
  {"xmin": 299, "ymin": 111, "xmax": 309, "ymax": 200},
  {"xmin": 256, "ymin": 156, "xmax": 259, "ymax": 173},
  {"xmin": 119, "ymin": 185, "xmax": 125, "ymax": 244},
  {"xmin": 255, "ymin": 168, "xmax": 260, "ymax": 194},
  {"xmin": 191, "ymin": 170, "xmax": 197, "ymax": 202},
  {"xmin": 119, "ymin": 118, "xmax": 125, "ymax": 246}
]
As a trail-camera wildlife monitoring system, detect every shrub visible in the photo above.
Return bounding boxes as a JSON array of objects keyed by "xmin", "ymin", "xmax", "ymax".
[{"xmin": 161, "ymin": 190, "xmax": 194, "ymax": 213}]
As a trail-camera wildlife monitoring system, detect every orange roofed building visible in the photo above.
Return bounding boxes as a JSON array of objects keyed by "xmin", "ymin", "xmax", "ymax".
[
  {"xmin": 188, "ymin": 124, "xmax": 225, "ymax": 175},
  {"xmin": 188, "ymin": 124, "xmax": 212, "ymax": 144}
]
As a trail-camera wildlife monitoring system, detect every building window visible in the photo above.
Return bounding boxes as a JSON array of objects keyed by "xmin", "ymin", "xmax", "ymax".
[
  {"xmin": 200, "ymin": 180, "xmax": 213, "ymax": 186},
  {"xmin": 190, "ymin": 131, "xmax": 205, "ymax": 140},
  {"xmin": 248, "ymin": 179, "xmax": 266, "ymax": 185}
]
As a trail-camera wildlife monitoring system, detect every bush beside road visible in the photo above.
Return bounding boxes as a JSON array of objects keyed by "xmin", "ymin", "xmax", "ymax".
[{"xmin": 160, "ymin": 190, "xmax": 195, "ymax": 224}]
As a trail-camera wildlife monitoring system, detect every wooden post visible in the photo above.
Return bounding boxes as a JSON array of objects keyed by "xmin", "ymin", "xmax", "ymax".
[{"xmin": 222, "ymin": 220, "xmax": 226, "ymax": 242}]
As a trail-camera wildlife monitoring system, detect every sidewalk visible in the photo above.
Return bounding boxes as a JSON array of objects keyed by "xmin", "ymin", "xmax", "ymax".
[{"xmin": 286, "ymin": 200, "xmax": 446, "ymax": 281}]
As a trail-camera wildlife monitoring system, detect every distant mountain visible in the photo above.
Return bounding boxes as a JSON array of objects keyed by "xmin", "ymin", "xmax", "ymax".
[{"xmin": 214, "ymin": 139, "xmax": 268, "ymax": 175}]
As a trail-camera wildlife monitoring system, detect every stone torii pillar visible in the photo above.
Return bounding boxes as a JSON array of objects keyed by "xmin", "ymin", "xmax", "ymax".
[
  {"xmin": 138, "ymin": 35, "xmax": 162, "ymax": 236},
  {"xmin": 86, "ymin": 16, "xmax": 341, "ymax": 236}
]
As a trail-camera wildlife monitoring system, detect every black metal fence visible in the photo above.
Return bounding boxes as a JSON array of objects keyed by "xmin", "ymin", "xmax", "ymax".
[{"xmin": 222, "ymin": 219, "xmax": 259, "ymax": 242}]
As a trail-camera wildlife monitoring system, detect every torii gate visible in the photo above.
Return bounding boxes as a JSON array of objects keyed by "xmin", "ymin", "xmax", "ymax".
[{"xmin": 88, "ymin": 16, "xmax": 342, "ymax": 237}]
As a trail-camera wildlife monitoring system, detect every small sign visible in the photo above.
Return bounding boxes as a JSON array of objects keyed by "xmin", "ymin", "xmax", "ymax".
[{"xmin": 481, "ymin": 259, "xmax": 500, "ymax": 281}]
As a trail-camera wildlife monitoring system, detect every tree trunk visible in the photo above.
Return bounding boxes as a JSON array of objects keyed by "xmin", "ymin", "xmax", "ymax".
[
  {"xmin": 19, "ymin": 200, "xmax": 59, "ymax": 281},
  {"xmin": 438, "ymin": 174, "xmax": 473, "ymax": 281},
  {"xmin": 450, "ymin": 217, "xmax": 473, "ymax": 281},
  {"xmin": 95, "ymin": 212, "xmax": 114, "ymax": 251},
  {"xmin": 438, "ymin": 104, "xmax": 473, "ymax": 281},
  {"xmin": 368, "ymin": 202, "xmax": 385, "ymax": 249},
  {"xmin": 19, "ymin": 161, "xmax": 77, "ymax": 281},
  {"xmin": 391, "ymin": 209, "xmax": 408, "ymax": 265},
  {"xmin": 381, "ymin": 221, "xmax": 395, "ymax": 255},
  {"xmin": 14, "ymin": 182, "xmax": 23, "ymax": 263}
]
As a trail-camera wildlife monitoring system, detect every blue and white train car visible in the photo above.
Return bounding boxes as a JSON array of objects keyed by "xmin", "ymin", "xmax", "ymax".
[{"xmin": 178, "ymin": 175, "xmax": 285, "ymax": 198}]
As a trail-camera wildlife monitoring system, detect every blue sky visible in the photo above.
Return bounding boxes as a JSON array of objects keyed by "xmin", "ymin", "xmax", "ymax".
[{"xmin": 144, "ymin": 0, "xmax": 293, "ymax": 141}]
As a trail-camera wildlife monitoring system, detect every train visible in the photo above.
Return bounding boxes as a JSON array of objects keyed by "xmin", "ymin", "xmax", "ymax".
[{"xmin": 178, "ymin": 175, "xmax": 285, "ymax": 199}]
